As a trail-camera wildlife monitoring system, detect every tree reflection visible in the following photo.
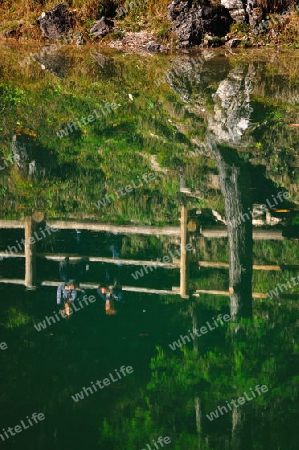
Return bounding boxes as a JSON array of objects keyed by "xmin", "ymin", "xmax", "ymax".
[
  {"xmin": 168, "ymin": 59, "xmax": 257, "ymax": 320},
  {"xmin": 96, "ymin": 57, "xmax": 298, "ymax": 450},
  {"xmin": 98, "ymin": 300, "xmax": 299, "ymax": 449}
]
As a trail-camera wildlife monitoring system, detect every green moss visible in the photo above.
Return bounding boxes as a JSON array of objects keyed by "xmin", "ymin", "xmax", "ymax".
[{"xmin": 5, "ymin": 308, "xmax": 31, "ymax": 329}]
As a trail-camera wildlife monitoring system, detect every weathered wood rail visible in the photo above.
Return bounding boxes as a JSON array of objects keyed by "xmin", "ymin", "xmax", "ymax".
[
  {"xmin": 197, "ymin": 261, "xmax": 288, "ymax": 271},
  {"xmin": 0, "ymin": 213, "xmax": 292, "ymax": 295},
  {"xmin": 0, "ymin": 278, "xmax": 180, "ymax": 296},
  {"xmin": 0, "ymin": 220, "xmax": 287, "ymax": 239},
  {"xmin": 0, "ymin": 253, "xmax": 179, "ymax": 268},
  {"xmin": 0, "ymin": 217, "xmax": 186, "ymax": 290},
  {"xmin": 0, "ymin": 220, "xmax": 181, "ymax": 236}
]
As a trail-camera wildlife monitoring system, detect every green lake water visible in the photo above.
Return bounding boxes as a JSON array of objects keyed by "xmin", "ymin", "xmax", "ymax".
[{"xmin": 0, "ymin": 43, "xmax": 299, "ymax": 449}]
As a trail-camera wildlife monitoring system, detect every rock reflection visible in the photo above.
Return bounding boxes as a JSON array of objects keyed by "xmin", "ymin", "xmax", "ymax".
[
  {"xmin": 34, "ymin": 48, "xmax": 74, "ymax": 78},
  {"xmin": 12, "ymin": 133, "xmax": 56, "ymax": 179},
  {"xmin": 209, "ymin": 64, "xmax": 255, "ymax": 144}
]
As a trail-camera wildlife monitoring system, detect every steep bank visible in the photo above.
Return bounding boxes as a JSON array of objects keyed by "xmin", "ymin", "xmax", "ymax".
[{"xmin": 0, "ymin": 1, "xmax": 299, "ymax": 51}]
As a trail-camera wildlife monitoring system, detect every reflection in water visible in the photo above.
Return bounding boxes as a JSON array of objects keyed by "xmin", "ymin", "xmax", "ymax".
[
  {"xmin": 97, "ymin": 242, "xmax": 124, "ymax": 315},
  {"xmin": 34, "ymin": 49, "xmax": 75, "ymax": 78},
  {"xmin": 169, "ymin": 60, "xmax": 257, "ymax": 319},
  {"xmin": 0, "ymin": 216, "xmax": 298, "ymax": 449},
  {"xmin": 0, "ymin": 49, "xmax": 299, "ymax": 449},
  {"xmin": 209, "ymin": 64, "xmax": 255, "ymax": 144},
  {"xmin": 208, "ymin": 141, "xmax": 253, "ymax": 320},
  {"xmin": 12, "ymin": 133, "xmax": 56, "ymax": 179}
]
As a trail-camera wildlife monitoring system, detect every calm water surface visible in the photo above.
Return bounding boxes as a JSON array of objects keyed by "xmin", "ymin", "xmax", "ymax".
[{"xmin": 0, "ymin": 44, "xmax": 299, "ymax": 450}]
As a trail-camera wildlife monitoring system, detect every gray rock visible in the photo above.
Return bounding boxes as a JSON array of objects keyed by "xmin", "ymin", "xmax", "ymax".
[
  {"xmin": 37, "ymin": 3, "xmax": 71, "ymax": 40},
  {"xmin": 90, "ymin": 17, "xmax": 114, "ymax": 39},
  {"xmin": 168, "ymin": 1, "xmax": 232, "ymax": 47},
  {"xmin": 165, "ymin": 55, "xmax": 256, "ymax": 145},
  {"xmin": 221, "ymin": 0, "xmax": 246, "ymax": 23},
  {"xmin": 168, "ymin": 1, "xmax": 203, "ymax": 47},
  {"xmin": 3, "ymin": 24, "xmax": 22, "ymax": 38},
  {"xmin": 3, "ymin": 29, "xmax": 17, "ymax": 38},
  {"xmin": 227, "ymin": 38, "xmax": 242, "ymax": 47},
  {"xmin": 145, "ymin": 41, "xmax": 162, "ymax": 53},
  {"xmin": 248, "ymin": 6, "xmax": 262, "ymax": 27},
  {"xmin": 221, "ymin": 0, "xmax": 261, "ymax": 25}
]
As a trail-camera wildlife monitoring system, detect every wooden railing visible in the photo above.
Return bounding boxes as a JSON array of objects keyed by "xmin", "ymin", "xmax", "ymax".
[{"xmin": 0, "ymin": 212, "xmax": 291, "ymax": 296}]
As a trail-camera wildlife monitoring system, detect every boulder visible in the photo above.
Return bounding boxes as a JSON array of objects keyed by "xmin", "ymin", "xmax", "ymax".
[
  {"xmin": 37, "ymin": 3, "xmax": 71, "ymax": 40},
  {"xmin": 168, "ymin": 0, "xmax": 203, "ymax": 47},
  {"xmin": 145, "ymin": 41, "xmax": 162, "ymax": 53},
  {"xmin": 221, "ymin": 0, "xmax": 246, "ymax": 23},
  {"xmin": 3, "ymin": 29, "xmax": 17, "ymax": 38},
  {"xmin": 168, "ymin": 1, "xmax": 232, "ymax": 47},
  {"xmin": 3, "ymin": 25, "xmax": 22, "ymax": 38},
  {"xmin": 227, "ymin": 38, "xmax": 242, "ymax": 47},
  {"xmin": 90, "ymin": 17, "xmax": 114, "ymax": 39},
  {"xmin": 221, "ymin": 0, "xmax": 260, "ymax": 25},
  {"xmin": 208, "ymin": 65, "xmax": 255, "ymax": 144}
]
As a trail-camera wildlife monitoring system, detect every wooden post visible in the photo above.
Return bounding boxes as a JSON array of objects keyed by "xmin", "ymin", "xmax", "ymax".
[
  {"xmin": 180, "ymin": 205, "xmax": 189, "ymax": 298},
  {"xmin": 24, "ymin": 216, "xmax": 36, "ymax": 289}
]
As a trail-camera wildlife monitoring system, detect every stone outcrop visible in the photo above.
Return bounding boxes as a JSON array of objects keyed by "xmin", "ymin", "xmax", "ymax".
[
  {"xmin": 37, "ymin": 3, "xmax": 72, "ymax": 40},
  {"xmin": 90, "ymin": 17, "xmax": 114, "ymax": 39},
  {"xmin": 221, "ymin": 0, "xmax": 247, "ymax": 23},
  {"xmin": 168, "ymin": 1, "xmax": 233, "ymax": 47},
  {"xmin": 221, "ymin": 0, "xmax": 261, "ymax": 25},
  {"xmin": 167, "ymin": 0, "xmax": 268, "ymax": 46},
  {"xmin": 247, "ymin": 6, "xmax": 262, "ymax": 27}
]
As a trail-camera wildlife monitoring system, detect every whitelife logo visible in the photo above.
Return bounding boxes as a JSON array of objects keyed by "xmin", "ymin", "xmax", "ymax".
[
  {"xmin": 227, "ymin": 191, "xmax": 290, "ymax": 228},
  {"xmin": 34, "ymin": 294, "xmax": 97, "ymax": 332},
  {"xmin": 71, "ymin": 365, "xmax": 133, "ymax": 402},
  {"xmin": 0, "ymin": 412, "xmax": 45, "ymax": 443},
  {"xmin": 94, "ymin": 172, "xmax": 156, "ymax": 210},
  {"xmin": 169, "ymin": 314, "xmax": 231, "ymax": 351},
  {"xmin": 131, "ymin": 244, "xmax": 194, "ymax": 281},
  {"xmin": 267, "ymin": 275, "xmax": 299, "ymax": 299},
  {"xmin": 141, "ymin": 436, "xmax": 171, "ymax": 450},
  {"xmin": 56, "ymin": 102, "xmax": 118, "ymax": 138},
  {"xmin": 206, "ymin": 384, "xmax": 268, "ymax": 421},
  {"xmin": 0, "ymin": 226, "xmax": 58, "ymax": 261},
  {"xmin": 0, "ymin": 342, "xmax": 8, "ymax": 351}
]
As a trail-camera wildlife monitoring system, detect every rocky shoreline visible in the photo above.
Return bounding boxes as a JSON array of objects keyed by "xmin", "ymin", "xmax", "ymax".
[{"xmin": 1, "ymin": 1, "xmax": 299, "ymax": 52}]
